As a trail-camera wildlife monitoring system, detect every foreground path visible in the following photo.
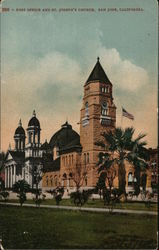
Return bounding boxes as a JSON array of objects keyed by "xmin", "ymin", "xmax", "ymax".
[{"xmin": 0, "ymin": 202, "xmax": 157, "ymax": 215}]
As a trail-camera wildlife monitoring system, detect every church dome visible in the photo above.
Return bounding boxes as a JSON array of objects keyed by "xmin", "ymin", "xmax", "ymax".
[
  {"xmin": 15, "ymin": 126, "xmax": 25, "ymax": 135},
  {"xmin": 28, "ymin": 110, "xmax": 40, "ymax": 128},
  {"xmin": 49, "ymin": 121, "xmax": 80, "ymax": 150},
  {"xmin": 14, "ymin": 119, "xmax": 25, "ymax": 136}
]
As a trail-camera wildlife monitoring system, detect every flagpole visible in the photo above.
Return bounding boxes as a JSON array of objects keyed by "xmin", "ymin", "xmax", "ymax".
[{"xmin": 121, "ymin": 106, "xmax": 123, "ymax": 128}]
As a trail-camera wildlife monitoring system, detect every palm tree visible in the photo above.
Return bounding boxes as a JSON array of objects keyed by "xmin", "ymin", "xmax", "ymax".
[
  {"xmin": 127, "ymin": 134, "xmax": 149, "ymax": 195},
  {"xmin": 96, "ymin": 127, "xmax": 148, "ymax": 196},
  {"xmin": 13, "ymin": 180, "xmax": 30, "ymax": 206}
]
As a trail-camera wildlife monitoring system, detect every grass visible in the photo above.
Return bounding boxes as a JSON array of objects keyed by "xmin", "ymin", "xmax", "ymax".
[
  {"xmin": 1, "ymin": 198, "xmax": 158, "ymax": 211},
  {"xmin": 0, "ymin": 205, "xmax": 158, "ymax": 249}
]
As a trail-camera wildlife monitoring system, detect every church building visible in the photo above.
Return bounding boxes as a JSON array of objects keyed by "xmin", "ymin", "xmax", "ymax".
[{"xmin": 4, "ymin": 111, "xmax": 43, "ymax": 189}]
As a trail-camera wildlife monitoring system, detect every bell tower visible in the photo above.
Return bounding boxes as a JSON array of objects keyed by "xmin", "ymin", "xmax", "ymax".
[
  {"xmin": 14, "ymin": 119, "xmax": 26, "ymax": 151},
  {"xmin": 25, "ymin": 110, "xmax": 42, "ymax": 158},
  {"xmin": 80, "ymin": 57, "xmax": 116, "ymax": 187}
]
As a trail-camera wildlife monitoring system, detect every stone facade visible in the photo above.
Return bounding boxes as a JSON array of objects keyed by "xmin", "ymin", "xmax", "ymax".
[{"xmin": 42, "ymin": 58, "xmax": 157, "ymax": 193}]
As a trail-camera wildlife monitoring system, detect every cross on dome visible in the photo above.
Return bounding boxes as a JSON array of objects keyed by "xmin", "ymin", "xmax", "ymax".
[
  {"xmin": 33, "ymin": 110, "xmax": 36, "ymax": 117},
  {"xmin": 19, "ymin": 119, "xmax": 22, "ymax": 127}
]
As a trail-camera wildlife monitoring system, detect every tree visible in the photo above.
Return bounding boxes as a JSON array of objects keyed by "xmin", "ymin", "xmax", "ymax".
[
  {"xmin": 96, "ymin": 172, "xmax": 106, "ymax": 199},
  {"xmin": 30, "ymin": 163, "xmax": 43, "ymax": 206},
  {"xmin": 127, "ymin": 135, "xmax": 149, "ymax": 195},
  {"xmin": 13, "ymin": 180, "xmax": 30, "ymax": 206},
  {"xmin": 71, "ymin": 163, "xmax": 88, "ymax": 191},
  {"xmin": 0, "ymin": 178, "xmax": 5, "ymax": 191},
  {"xmin": 0, "ymin": 152, "xmax": 6, "ymax": 171},
  {"xmin": 0, "ymin": 151, "xmax": 6, "ymax": 191},
  {"xmin": 69, "ymin": 162, "xmax": 93, "ymax": 206},
  {"xmin": 97, "ymin": 152, "xmax": 118, "ymax": 206},
  {"xmin": 96, "ymin": 127, "xmax": 148, "ymax": 196}
]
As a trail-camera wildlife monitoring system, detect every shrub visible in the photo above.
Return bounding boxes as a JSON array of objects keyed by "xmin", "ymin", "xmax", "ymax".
[
  {"xmin": 47, "ymin": 187, "xmax": 64, "ymax": 205},
  {"xmin": 70, "ymin": 189, "xmax": 94, "ymax": 206},
  {"xmin": 0, "ymin": 191, "xmax": 9, "ymax": 201}
]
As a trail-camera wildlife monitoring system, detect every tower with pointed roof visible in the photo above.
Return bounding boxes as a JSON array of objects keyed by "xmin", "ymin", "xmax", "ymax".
[{"xmin": 80, "ymin": 57, "xmax": 116, "ymax": 187}]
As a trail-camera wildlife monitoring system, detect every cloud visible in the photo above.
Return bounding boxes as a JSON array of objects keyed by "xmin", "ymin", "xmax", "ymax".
[
  {"xmin": 1, "ymin": 48, "xmax": 155, "ymax": 151},
  {"xmin": 2, "ymin": 52, "xmax": 83, "ymax": 111},
  {"xmin": 116, "ymin": 85, "xmax": 157, "ymax": 148},
  {"xmin": 97, "ymin": 47, "xmax": 149, "ymax": 91}
]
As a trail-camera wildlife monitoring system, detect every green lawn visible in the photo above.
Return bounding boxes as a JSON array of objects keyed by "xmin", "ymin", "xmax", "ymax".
[
  {"xmin": 1, "ymin": 198, "xmax": 158, "ymax": 211},
  {"xmin": 0, "ymin": 205, "xmax": 157, "ymax": 249}
]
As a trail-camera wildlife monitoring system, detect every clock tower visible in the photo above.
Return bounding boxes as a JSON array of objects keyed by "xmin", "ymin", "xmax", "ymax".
[{"xmin": 80, "ymin": 57, "xmax": 116, "ymax": 187}]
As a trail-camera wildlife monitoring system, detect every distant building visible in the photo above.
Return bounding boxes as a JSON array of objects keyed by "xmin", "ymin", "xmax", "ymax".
[{"xmin": 4, "ymin": 112, "xmax": 43, "ymax": 189}]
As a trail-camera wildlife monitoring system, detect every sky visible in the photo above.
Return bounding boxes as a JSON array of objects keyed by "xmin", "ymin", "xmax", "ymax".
[{"xmin": 1, "ymin": 0, "xmax": 158, "ymax": 152}]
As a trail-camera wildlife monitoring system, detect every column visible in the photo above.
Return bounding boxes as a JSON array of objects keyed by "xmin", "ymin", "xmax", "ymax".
[
  {"xmin": 7, "ymin": 167, "xmax": 9, "ymax": 188},
  {"xmin": 23, "ymin": 139, "xmax": 25, "ymax": 151},
  {"xmin": 67, "ymin": 179, "xmax": 69, "ymax": 187},
  {"xmin": 6, "ymin": 167, "xmax": 8, "ymax": 188},
  {"xmin": 10, "ymin": 166, "xmax": 13, "ymax": 188},
  {"xmin": 33, "ymin": 131, "xmax": 35, "ymax": 144},
  {"xmin": 19, "ymin": 139, "xmax": 21, "ymax": 151},
  {"xmin": 9, "ymin": 167, "xmax": 11, "ymax": 188},
  {"xmin": 14, "ymin": 165, "xmax": 16, "ymax": 184},
  {"xmin": 28, "ymin": 131, "xmax": 30, "ymax": 144},
  {"xmin": 38, "ymin": 131, "xmax": 40, "ymax": 144},
  {"xmin": 12, "ymin": 165, "xmax": 14, "ymax": 185},
  {"xmin": 5, "ymin": 167, "xmax": 7, "ymax": 188}
]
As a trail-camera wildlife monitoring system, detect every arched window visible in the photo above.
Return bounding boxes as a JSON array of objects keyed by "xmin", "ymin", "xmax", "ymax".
[
  {"xmin": 63, "ymin": 157, "xmax": 65, "ymax": 166},
  {"xmin": 30, "ymin": 132, "xmax": 33, "ymax": 143},
  {"xmin": 101, "ymin": 102, "xmax": 108, "ymax": 116},
  {"xmin": 128, "ymin": 172, "xmax": 133, "ymax": 186},
  {"xmin": 63, "ymin": 173, "xmax": 67, "ymax": 179},
  {"xmin": 69, "ymin": 173, "xmax": 73, "ymax": 187},
  {"xmin": 53, "ymin": 146, "xmax": 59, "ymax": 159},
  {"xmin": 69, "ymin": 155, "xmax": 71, "ymax": 165},
  {"xmin": 63, "ymin": 173, "xmax": 67, "ymax": 187},
  {"xmin": 54, "ymin": 175, "xmax": 58, "ymax": 186},
  {"xmin": 84, "ymin": 153, "xmax": 86, "ymax": 165},
  {"xmin": 85, "ymin": 175, "xmax": 88, "ymax": 186},
  {"xmin": 46, "ymin": 176, "xmax": 48, "ymax": 186},
  {"xmin": 87, "ymin": 153, "xmax": 89, "ymax": 163},
  {"xmin": 85, "ymin": 102, "xmax": 89, "ymax": 116},
  {"xmin": 141, "ymin": 173, "xmax": 147, "ymax": 191},
  {"xmin": 72, "ymin": 155, "xmax": 73, "ymax": 164},
  {"xmin": 50, "ymin": 177, "xmax": 53, "ymax": 186}
]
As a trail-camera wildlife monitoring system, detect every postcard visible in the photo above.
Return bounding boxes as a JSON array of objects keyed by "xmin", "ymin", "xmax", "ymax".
[{"xmin": 0, "ymin": 0, "xmax": 158, "ymax": 249}]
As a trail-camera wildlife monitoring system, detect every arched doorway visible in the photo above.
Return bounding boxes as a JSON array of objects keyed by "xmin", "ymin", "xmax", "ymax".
[{"xmin": 63, "ymin": 173, "xmax": 67, "ymax": 187}]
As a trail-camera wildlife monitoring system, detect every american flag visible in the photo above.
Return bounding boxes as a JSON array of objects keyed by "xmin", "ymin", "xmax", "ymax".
[{"xmin": 122, "ymin": 107, "xmax": 134, "ymax": 120}]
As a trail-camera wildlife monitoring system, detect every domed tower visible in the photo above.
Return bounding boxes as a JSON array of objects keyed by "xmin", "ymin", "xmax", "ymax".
[
  {"xmin": 14, "ymin": 119, "xmax": 26, "ymax": 151},
  {"xmin": 49, "ymin": 121, "xmax": 80, "ymax": 160},
  {"xmin": 25, "ymin": 110, "xmax": 42, "ymax": 157}
]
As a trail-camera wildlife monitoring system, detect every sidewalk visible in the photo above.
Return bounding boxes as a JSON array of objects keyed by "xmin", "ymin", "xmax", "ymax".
[{"xmin": 0, "ymin": 202, "xmax": 157, "ymax": 215}]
